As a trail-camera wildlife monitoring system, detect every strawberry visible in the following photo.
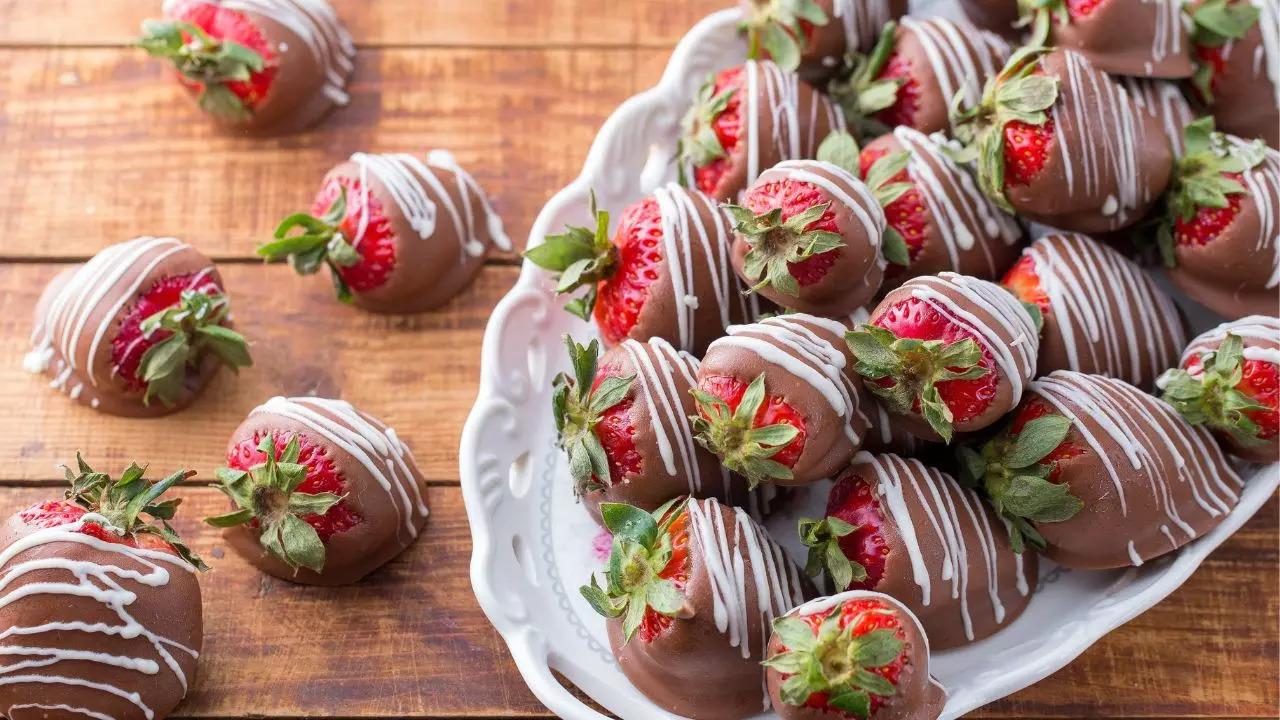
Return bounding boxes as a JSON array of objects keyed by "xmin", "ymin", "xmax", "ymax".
[
  {"xmin": 859, "ymin": 144, "xmax": 925, "ymax": 276},
  {"xmin": 680, "ymin": 67, "xmax": 748, "ymax": 199},
  {"xmin": 1001, "ymin": 254, "xmax": 1048, "ymax": 314},
  {"xmin": 206, "ymin": 433, "xmax": 349, "ymax": 573},
  {"xmin": 138, "ymin": 1, "xmax": 275, "ymax": 120},
  {"xmin": 693, "ymin": 373, "xmax": 807, "ymax": 487},
  {"xmin": 799, "ymin": 476, "xmax": 887, "ymax": 593},
  {"xmin": 1188, "ymin": 0, "xmax": 1264, "ymax": 101},
  {"xmin": 12, "ymin": 454, "xmax": 206, "ymax": 569},
  {"xmin": 1188, "ymin": 0, "xmax": 1277, "ymax": 146},
  {"xmin": 552, "ymin": 336, "xmax": 641, "ymax": 496},
  {"xmin": 739, "ymin": 0, "xmax": 829, "ymax": 73},
  {"xmin": 259, "ymin": 176, "xmax": 396, "ymax": 303},
  {"xmin": 1020, "ymin": 0, "xmax": 1193, "ymax": 78},
  {"xmin": 1159, "ymin": 118, "xmax": 1268, "ymax": 256}
]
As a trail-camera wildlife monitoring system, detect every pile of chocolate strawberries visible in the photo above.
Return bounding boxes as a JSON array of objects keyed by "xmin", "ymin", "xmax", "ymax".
[{"xmin": 525, "ymin": 1, "xmax": 1279, "ymax": 718}]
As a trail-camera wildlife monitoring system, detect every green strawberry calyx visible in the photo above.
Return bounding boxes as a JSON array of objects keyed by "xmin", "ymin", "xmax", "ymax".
[
  {"xmin": 137, "ymin": 287, "xmax": 252, "ymax": 408},
  {"xmin": 552, "ymin": 335, "xmax": 636, "ymax": 496},
  {"xmin": 740, "ymin": 0, "xmax": 830, "ymax": 72},
  {"xmin": 1158, "ymin": 333, "xmax": 1269, "ymax": 447},
  {"xmin": 522, "ymin": 191, "xmax": 617, "ymax": 321},
  {"xmin": 260, "ymin": 185, "xmax": 365, "ymax": 304},
  {"xmin": 816, "ymin": 131, "xmax": 913, "ymax": 267},
  {"xmin": 799, "ymin": 515, "xmax": 868, "ymax": 592},
  {"xmin": 690, "ymin": 373, "xmax": 801, "ymax": 488},
  {"xmin": 676, "ymin": 77, "xmax": 739, "ymax": 186},
  {"xmin": 721, "ymin": 199, "xmax": 845, "ymax": 297},
  {"xmin": 826, "ymin": 21, "xmax": 903, "ymax": 137},
  {"xmin": 137, "ymin": 18, "xmax": 267, "ymax": 120}
]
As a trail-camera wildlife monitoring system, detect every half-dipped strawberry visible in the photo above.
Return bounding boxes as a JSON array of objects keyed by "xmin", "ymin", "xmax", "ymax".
[
  {"xmin": 958, "ymin": 371, "xmax": 1244, "ymax": 569},
  {"xmin": 738, "ymin": 0, "xmax": 907, "ymax": 82},
  {"xmin": 26, "ymin": 236, "xmax": 251, "ymax": 417},
  {"xmin": 1157, "ymin": 119, "xmax": 1280, "ymax": 319},
  {"xmin": 848, "ymin": 273, "xmax": 1039, "ymax": 443},
  {"xmin": 802, "ymin": 452, "xmax": 1034, "ymax": 650},
  {"xmin": 0, "ymin": 457, "xmax": 205, "ymax": 720},
  {"xmin": 1188, "ymin": 0, "xmax": 1279, "ymax": 147},
  {"xmin": 1003, "ymin": 232, "xmax": 1188, "ymax": 388},
  {"xmin": 525, "ymin": 185, "xmax": 759, "ymax": 354},
  {"xmin": 208, "ymin": 396, "xmax": 429, "ymax": 586},
  {"xmin": 138, "ymin": 0, "xmax": 355, "ymax": 134},
  {"xmin": 677, "ymin": 61, "xmax": 846, "ymax": 202},
  {"xmin": 1020, "ymin": 0, "xmax": 1193, "ymax": 78},
  {"xmin": 694, "ymin": 314, "xmax": 874, "ymax": 487},
  {"xmin": 581, "ymin": 498, "xmax": 812, "ymax": 718},
  {"xmin": 1159, "ymin": 316, "xmax": 1280, "ymax": 464},
  {"xmin": 951, "ymin": 47, "xmax": 1174, "ymax": 233},
  {"xmin": 261, "ymin": 150, "xmax": 510, "ymax": 313},
  {"xmin": 829, "ymin": 17, "xmax": 1010, "ymax": 135},
  {"xmin": 764, "ymin": 590, "xmax": 947, "ymax": 719}
]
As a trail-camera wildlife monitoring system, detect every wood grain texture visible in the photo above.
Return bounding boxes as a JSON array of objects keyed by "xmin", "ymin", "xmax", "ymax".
[
  {"xmin": 0, "ymin": 262, "xmax": 518, "ymax": 483},
  {"xmin": 0, "ymin": 0, "xmax": 730, "ymax": 48},
  {"xmin": 0, "ymin": 47, "xmax": 674, "ymax": 261}
]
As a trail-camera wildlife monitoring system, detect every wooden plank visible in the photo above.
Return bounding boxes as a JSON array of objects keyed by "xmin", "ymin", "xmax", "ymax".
[
  {"xmin": 0, "ymin": 484, "xmax": 1271, "ymax": 718},
  {"xmin": 0, "ymin": 262, "xmax": 518, "ymax": 484},
  {"xmin": 0, "ymin": 0, "xmax": 731, "ymax": 48},
  {"xmin": 0, "ymin": 46, "xmax": 677, "ymax": 261}
]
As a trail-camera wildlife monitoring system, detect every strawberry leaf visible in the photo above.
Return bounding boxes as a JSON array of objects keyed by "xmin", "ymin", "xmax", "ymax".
[
  {"xmin": 691, "ymin": 373, "xmax": 799, "ymax": 487},
  {"xmin": 551, "ymin": 335, "xmax": 636, "ymax": 495},
  {"xmin": 1159, "ymin": 333, "xmax": 1269, "ymax": 447},
  {"xmin": 817, "ymin": 130, "xmax": 862, "ymax": 176},
  {"xmin": 524, "ymin": 192, "xmax": 616, "ymax": 318},
  {"xmin": 724, "ymin": 199, "xmax": 844, "ymax": 297}
]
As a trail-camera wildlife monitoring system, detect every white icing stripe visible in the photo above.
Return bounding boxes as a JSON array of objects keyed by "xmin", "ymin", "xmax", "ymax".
[
  {"xmin": 1181, "ymin": 315, "xmax": 1280, "ymax": 379},
  {"xmin": 1118, "ymin": 77, "xmax": 1195, "ymax": 154},
  {"xmin": 1253, "ymin": 0, "xmax": 1280, "ymax": 119},
  {"xmin": 744, "ymin": 61, "xmax": 845, "ymax": 191},
  {"xmin": 768, "ymin": 160, "xmax": 887, "ymax": 268},
  {"xmin": 900, "ymin": 18, "xmax": 1010, "ymax": 114},
  {"xmin": 252, "ymin": 397, "xmax": 429, "ymax": 540},
  {"xmin": 618, "ymin": 338, "xmax": 709, "ymax": 495},
  {"xmin": 0, "ymin": 516, "xmax": 199, "ymax": 720},
  {"xmin": 831, "ymin": 0, "xmax": 896, "ymax": 54}
]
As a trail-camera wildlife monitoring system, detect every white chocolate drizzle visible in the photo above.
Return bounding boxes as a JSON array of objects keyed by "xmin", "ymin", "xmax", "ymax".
[
  {"xmin": 744, "ymin": 61, "xmax": 846, "ymax": 191},
  {"xmin": 831, "ymin": 0, "xmax": 897, "ymax": 55},
  {"xmin": 1180, "ymin": 315, "xmax": 1280, "ymax": 370},
  {"xmin": 1118, "ymin": 77, "xmax": 1196, "ymax": 155},
  {"xmin": 764, "ymin": 159, "xmax": 888, "ymax": 275},
  {"xmin": 899, "ymin": 17, "xmax": 1010, "ymax": 115}
]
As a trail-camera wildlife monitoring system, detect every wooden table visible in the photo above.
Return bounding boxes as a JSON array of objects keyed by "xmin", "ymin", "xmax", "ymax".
[{"xmin": 0, "ymin": 1, "xmax": 1275, "ymax": 717}]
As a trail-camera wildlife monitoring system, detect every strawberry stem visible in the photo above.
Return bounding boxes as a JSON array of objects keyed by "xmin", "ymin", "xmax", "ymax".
[
  {"xmin": 722, "ymin": 200, "xmax": 845, "ymax": 296},
  {"xmin": 522, "ymin": 191, "xmax": 618, "ymax": 320},
  {"xmin": 690, "ymin": 373, "xmax": 800, "ymax": 488},
  {"xmin": 552, "ymin": 335, "xmax": 636, "ymax": 495},
  {"xmin": 1158, "ymin": 333, "xmax": 1268, "ymax": 447},
  {"xmin": 136, "ymin": 287, "xmax": 252, "ymax": 408},
  {"xmin": 260, "ymin": 186, "xmax": 363, "ymax": 303},
  {"xmin": 137, "ymin": 18, "xmax": 267, "ymax": 120}
]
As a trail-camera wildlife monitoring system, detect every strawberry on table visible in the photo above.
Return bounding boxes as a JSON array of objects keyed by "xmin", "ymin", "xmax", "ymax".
[
  {"xmin": 738, "ymin": 0, "xmax": 907, "ymax": 83},
  {"xmin": 694, "ymin": 314, "xmax": 875, "ymax": 487},
  {"xmin": 581, "ymin": 498, "xmax": 812, "ymax": 718},
  {"xmin": 765, "ymin": 590, "xmax": 946, "ymax": 720},
  {"xmin": 1188, "ymin": 0, "xmax": 1279, "ymax": 147},
  {"xmin": 261, "ymin": 150, "xmax": 510, "ymax": 313},
  {"xmin": 138, "ymin": 0, "xmax": 355, "ymax": 134},
  {"xmin": 848, "ymin": 273, "xmax": 1040, "ymax": 443},
  {"xmin": 828, "ymin": 17, "xmax": 1010, "ymax": 136},
  {"xmin": 1159, "ymin": 316, "xmax": 1280, "ymax": 464},
  {"xmin": 0, "ymin": 456, "xmax": 205, "ymax": 720},
  {"xmin": 25, "ymin": 236, "xmax": 251, "ymax": 417},
  {"xmin": 958, "ymin": 370, "xmax": 1244, "ymax": 569},
  {"xmin": 1019, "ymin": 0, "xmax": 1193, "ymax": 78},
  {"xmin": 951, "ymin": 47, "xmax": 1174, "ymax": 233},
  {"xmin": 524, "ymin": 185, "xmax": 760, "ymax": 355},
  {"xmin": 1157, "ymin": 119, "xmax": 1280, "ymax": 319},
  {"xmin": 1002, "ymin": 232, "xmax": 1188, "ymax": 389},
  {"xmin": 801, "ymin": 452, "xmax": 1034, "ymax": 650},
  {"xmin": 677, "ymin": 60, "xmax": 847, "ymax": 203}
]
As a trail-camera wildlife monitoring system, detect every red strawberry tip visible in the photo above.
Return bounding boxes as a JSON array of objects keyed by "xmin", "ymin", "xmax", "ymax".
[
  {"xmin": 137, "ymin": 17, "xmax": 267, "ymax": 120},
  {"xmin": 136, "ymin": 286, "xmax": 252, "ymax": 408},
  {"xmin": 691, "ymin": 373, "xmax": 803, "ymax": 488},
  {"xmin": 739, "ymin": 0, "xmax": 830, "ymax": 72},
  {"xmin": 1158, "ymin": 332, "xmax": 1271, "ymax": 447},
  {"xmin": 261, "ymin": 184, "xmax": 365, "ymax": 303},
  {"xmin": 522, "ymin": 190, "xmax": 619, "ymax": 321},
  {"xmin": 205, "ymin": 433, "xmax": 345, "ymax": 574},
  {"xmin": 799, "ymin": 516, "xmax": 869, "ymax": 591},
  {"xmin": 725, "ymin": 199, "xmax": 846, "ymax": 296},
  {"xmin": 552, "ymin": 334, "xmax": 638, "ymax": 496}
]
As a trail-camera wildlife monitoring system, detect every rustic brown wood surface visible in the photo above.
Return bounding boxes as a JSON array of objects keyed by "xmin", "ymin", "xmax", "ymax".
[{"xmin": 0, "ymin": 1, "xmax": 1275, "ymax": 718}]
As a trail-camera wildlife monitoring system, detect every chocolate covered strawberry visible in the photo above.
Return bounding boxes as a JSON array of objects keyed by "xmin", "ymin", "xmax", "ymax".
[
  {"xmin": 1003, "ymin": 232, "xmax": 1188, "ymax": 388},
  {"xmin": 958, "ymin": 0, "xmax": 1024, "ymax": 39},
  {"xmin": 261, "ymin": 150, "xmax": 510, "ymax": 313},
  {"xmin": 859, "ymin": 127, "xmax": 1024, "ymax": 289},
  {"xmin": 725, "ymin": 133, "xmax": 897, "ymax": 315},
  {"xmin": 1158, "ymin": 119, "xmax": 1280, "ymax": 319},
  {"xmin": 848, "ymin": 273, "xmax": 1039, "ymax": 443},
  {"xmin": 208, "ymin": 396, "xmax": 430, "ymax": 586},
  {"xmin": 1020, "ymin": 0, "xmax": 1193, "ymax": 78},
  {"xmin": 764, "ymin": 591, "xmax": 947, "ymax": 719},
  {"xmin": 951, "ymin": 47, "xmax": 1174, "ymax": 233},
  {"xmin": 581, "ymin": 498, "xmax": 811, "ymax": 718},
  {"xmin": 677, "ymin": 60, "xmax": 846, "ymax": 202},
  {"xmin": 525, "ymin": 185, "xmax": 760, "ymax": 355},
  {"xmin": 802, "ymin": 452, "xmax": 1034, "ymax": 649},
  {"xmin": 738, "ymin": 0, "xmax": 907, "ymax": 82},
  {"xmin": 694, "ymin": 314, "xmax": 874, "ymax": 487},
  {"xmin": 1159, "ymin": 316, "xmax": 1280, "ymax": 464},
  {"xmin": 26, "ymin": 236, "xmax": 251, "ymax": 417},
  {"xmin": 1188, "ymin": 0, "xmax": 1279, "ymax": 147},
  {"xmin": 139, "ymin": 0, "xmax": 355, "ymax": 134},
  {"xmin": 0, "ymin": 457, "xmax": 205, "ymax": 720},
  {"xmin": 1118, "ymin": 77, "xmax": 1199, "ymax": 156},
  {"xmin": 828, "ymin": 17, "xmax": 1011, "ymax": 135},
  {"xmin": 959, "ymin": 370, "xmax": 1243, "ymax": 569},
  {"xmin": 553, "ymin": 335, "xmax": 754, "ymax": 521}
]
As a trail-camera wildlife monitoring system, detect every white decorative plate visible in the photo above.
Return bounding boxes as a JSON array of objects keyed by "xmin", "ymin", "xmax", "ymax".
[{"xmin": 459, "ymin": 5, "xmax": 1280, "ymax": 718}]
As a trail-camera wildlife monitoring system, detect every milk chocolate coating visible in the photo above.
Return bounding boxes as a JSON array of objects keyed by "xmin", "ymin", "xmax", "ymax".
[
  {"xmin": 1175, "ymin": 315, "xmax": 1280, "ymax": 463},
  {"xmin": 221, "ymin": 396, "xmax": 430, "ymax": 586},
  {"xmin": 1016, "ymin": 233, "xmax": 1188, "ymax": 389},
  {"xmin": 1190, "ymin": 0, "xmax": 1280, "ymax": 147},
  {"xmin": 1027, "ymin": 371, "xmax": 1244, "ymax": 569},
  {"xmin": 607, "ymin": 498, "xmax": 812, "ymax": 719},
  {"xmin": 866, "ymin": 127, "xmax": 1024, "ymax": 291},
  {"xmin": 698, "ymin": 314, "xmax": 874, "ymax": 485},
  {"xmin": 25, "ymin": 237, "xmax": 230, "ymax": 418},
  {"xmin": 1166, "ymin": 140, "xmax": 1280, "ymax": 320},
  {"xmin": 700, "ymin": 60, "xmax": 846, "ymax": 203},
  {"xmin": 0, "ymin": 515, "xmax": 203, "ymax": 720},
  {"xmin": 739, "ymin": 0, "xmax": 908, "ymax": 84},
  {"xmin": 1118, "ymin": 77, "xmax": 1198, "ymax": 156},
  {"xmin": 165, "ymin": 0, "xmax": 356, "ymax": 135},
  {"xmin": 889, "ymin": 18, "xmax": 1012, "ymax": 135},
  {"xmin": 870, "ymin": 274, "xmax": 1040, "ymax": 440},
  {"xmin": 1003, "ymin": 49, "xmax": 1173, "ymax": 233},
  {"xmin": 731, "ymin": 160, "xmax": 888, "ymax": 316},
  {"xmin": 836, "ymin": 453, "xmax": 1036, "ymax": 650},
  {"xmin": 957, "ymin": 0, "xmax": 1023, "ymax": 40},
  {"xmin": 619, "ymin": 185, "xmax": 763, "ymax": 355},
  {"xmin": 766, "ymin": 590, "xmax": 947, "ymax": 720},
  {"xmin": 1046, "ymin": 0, "xmax": 1193, "ymax": 78},
  {"xmin": 581, "ymin": 338, "xmax": 754, "ymax": 522},
  {"xmin": 323, "ymin": 150, "xmax": 510, "ymax": 314}
]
